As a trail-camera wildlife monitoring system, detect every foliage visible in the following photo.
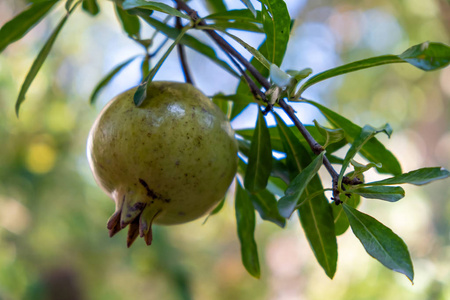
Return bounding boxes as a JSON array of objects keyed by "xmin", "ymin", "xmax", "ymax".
[{"xmin": 1, "ymin": 0, "xmax": 449, "ymax": 291}]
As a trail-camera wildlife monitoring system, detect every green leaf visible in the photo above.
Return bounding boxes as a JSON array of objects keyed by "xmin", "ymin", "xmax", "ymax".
[
  {"xmin": 332, "ymin": 193, "xmax": 360, "ymax": 236},
  {"xmin": 66, "ymin": 0, "xmax": 77, "ymax": 11},
  {"xmin": 198, "ymin": 25, "xmax": 269, "ymax": 68},
  {"xmin": 298, "ymin": 190, "xmax": 337, "ymax": 279},
  {"xmin": 267, "ymin": 176, "xmax": 288, "ymax": 197},
  {"xmin": 141, "ymin": 56, "xmax": 150, "ymax": 79},
  {"xmin": 123, "ymin": 0, "xmax": 190, "ymax": 20},
  {"xmin": 365, "ymin": 167, "xmax": 450, "ymax": 186},
  {"xmin": 205, "ymin": 0, "xmax": 227, "ymax": 13},
  {"xmin": 275, "ymin": 113, "xmax": 337, "ymax": 278},
  {"xmin": 339, "ymin": 124, "xmax": 393, "ymax": 183},
  {"xmin": 277, "ymin": 152, "xmax": 324, "ymax": 218},
  {"xmin": 274, "ymin": 113, "xmax": 310, "ymax": 179},
  {"xmin": 82, "ymin": 0, "xmax": 99, "ymax": 15},
  {"xmin": 313, "ymin": 120, "xmax": 345, "ymax": 149},
  {"xmin": 350, "ymin": 186, "xmax": 405, "ymax": 202},
  {"xmin": 250, "ymin": 189, "xmax": 286, "ymax": 228},
  {"xmin": 134, "ymin": 11, "xmax": 239, "ymax": 78},
  {"xmin": 350, "ymin": 160, "xmax": 382, "ymax": 179},
  {"xmin": 211, "ymin": 93, "xmax": 257, "ymax": 105},
  {"xmin": 304, "ymin": 99, "xmax": 401, "ymax": 175},
  {"xmin": 286, "ymin": 68, "xmax": 313, "ymax": 82},
  {"xmin": 260, "ymin": 0, "xmax": 291, "ymax": 66},
  {"xmin": 327, "ymin": 154, "xmax": 344, "ymax": 165},
  {"xmin": 239, "ymin": 124, "xmax": 326, "ymax": 154},
  {"xmin": 89, "ymin": 56, "xmax": 139, "ymax": 105},
  {"xmin": 206, "ymin": 20, "xmax": 263, "ymax": 33},
  {"xmin": 202, "ymin": 197, "xmax": 226, "ymax": 224},
  {"xmin": 212, "ymin": 97, "xmax": 232, "ymax": 119},
  {"xmin": 15, "ymin": 3, "xmax": 79, "ymax": 116},
  {"xmin": 204, "ymin": 9, "xmax": 262, "ymax": 22},
  {"xmin": 298, "ymin": 42, "xmax": 450, "ymax": 95},
  {"xmin": 115, "ymin": 3, "xmax": 141, "ymax": 38},
  {"xmin": 232, "ymin": 38, "xmax": 270, "ymax": 120},
  {"xmin": 0, "ymin": 1, "xmax": 58, "ymax": 53},
  {"xmin": 235, "ymin": 182, "xmax": 260, "ymax": 278},
  {"xmin": 343, "ymin": 204, "xmax": 414, "ymax": 282},
  {"xmin": 238, "ymin": 138, "xmax": 290, "ymax": 184},
  {"xmin": 240, "ymin": 0, "xmax": 257, "ymax": 18},
  {"xmin": 134, "ymin": 26, "xmax": 189, "ymax": 106},
  {"xmin": 399, "ymin": 42, "xmax": 450, "ymax": 71},
  {"xmin": 244, "ymin": 110, "xmax": 273, "ymax": 193}
]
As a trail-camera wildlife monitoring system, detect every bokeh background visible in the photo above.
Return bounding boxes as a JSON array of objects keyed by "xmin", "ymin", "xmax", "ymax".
[{"xmin": 0, "ymin": 0, "xmax": 449, "ymax": 299}]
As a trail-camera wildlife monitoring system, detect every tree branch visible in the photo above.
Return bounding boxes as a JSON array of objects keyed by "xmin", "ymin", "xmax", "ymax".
[{"xmin": 173, "ymin": 0, "xmax": 344, "ymax": 203}]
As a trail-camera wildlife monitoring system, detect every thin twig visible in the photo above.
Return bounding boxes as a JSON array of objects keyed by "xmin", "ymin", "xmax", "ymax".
[
  {"xmin": 175, "ymin": 7, "xmax": 193, "ymax": 84},
  {"xmin": 224, "ymin": 51, "xmax": 266, "ymax": 101}
]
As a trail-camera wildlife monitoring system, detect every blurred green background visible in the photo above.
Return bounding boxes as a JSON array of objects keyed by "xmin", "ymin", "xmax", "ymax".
[{"xmin": 0, "ymin": 0, "xmax": 449, "ymax": 299}]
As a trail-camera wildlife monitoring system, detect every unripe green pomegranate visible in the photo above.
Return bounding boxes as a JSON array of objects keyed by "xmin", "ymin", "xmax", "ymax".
[{"xmin": 87, "ymin": 82, "xmax": 238, "ymax": 247}]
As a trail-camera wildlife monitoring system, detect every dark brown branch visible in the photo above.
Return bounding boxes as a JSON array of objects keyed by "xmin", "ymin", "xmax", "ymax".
[{"xmin": 173, "ymin": 0, "xmax": 344, "ymax": 203}]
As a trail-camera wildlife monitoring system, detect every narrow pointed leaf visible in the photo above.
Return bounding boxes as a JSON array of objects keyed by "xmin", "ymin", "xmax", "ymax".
[
  {"xmin": 198, "ymin": 25, "xmax": 269, "ymax": 68},
  {"xmin": 313, "ymin": 120, "xmax": 345, "ymax": 148},
  {"xmin": 304, "ymin": 99, "xmax": 401, "ymax": 175},
  {"xmin": 15, "ymin": 3, "xmax": 79, "ymax": 116},
  {"xmin": 238, "ymin": 124, "xmax": 334, "ymax": 155},
  {"xmin": 134, "ymin": 26, "xmax": 189, "ymax": 106},
  {"xmin": 298, "ymin": 42, "xmax": 450, "ymax": 95},
  {"xmin": 90, "ymin": 56, "xmax": 139, "ymax": 105},
  {"xmin": 235, "ymin": 182, "xmax": 260, "ymax": 278},
  {"xmin": 286, "ymin": 68, "xmax": 313, "ymax": 82},
  {"xmin": 332, "ymin": 193, "xmax": 360, "ymax": 236},
  {"xmin": 0, "ymin": 1, "xmax": 58, "ymax": 53},
  {"xmin": 204, "ymin": 9, "xmax": 262, "ymax": 22},
  {"xmin": 204, "ymin": 21, "xmax": 263, "ymax": 33},
  {"xmin": 250, "ymin": 189, "xmax": 286, "ymax": 228},
  {"xmin": 66, "ymin": 0, "xmax": 77, "ymax": 11},
  {"xmin": 343, "ymin": 204, "xmax": 414, "ymax": 282},
  {"xmin": 277, "ymin": 152, "xmax": 325, "ymax": 218},
  {"xmin": 350, "ymin": 186, "xmax": 405, "ymax": 202},
  {"xmin": 298, "ymin": 55, "xmax": 402, "ymax": 95},
  {"xmin": 298, "ymin": 190, "xmax": 337, "ymax": 278},
  {"xmin": 233, "ymin": 38, "xmax": 270, "ymax": 119},
  {"xmin": 238, "ymin": 138, "xmax": 291, "ymax": 185},
  {"xmin": 274, "ymin": 113, "xmax": 311, "ymax": 179},
  {"xmin": 339, "ymin": 124, "xmax": 392, "ymax": 181},
  {"xmin": 365, "ymin": 167, "xmax": 450, "ymax": 186},
  {"xmin": 399, "ymin": 42, "xmax": 450, "ymax": 71},
  {"xmin": 115, "ymin": 3, "xmax": 141, "ymax": 37},
  {"xmin": 212, "ymin": 93, "xmax": 256, "ymax": 105},
  {"xmin": 275, "ymin": 114, "xmax": 337, "ymax": 278},
  {"xmin": 205, "ymin": 0, "xmax": 227, "ymax": 13},
  {"xmin": 134, "ymin": 11, "xmax": 239, "ymax": 77},
  {"xmin": 203, "ymin": 197, "xmax": 226, "ymax": 224},
  {"xmin": 141, "ymin": 56, "xmax": 150, "ymax": 79},
  {"xmin": 260, "ymin": 0, "xmax": 290, "ymax": 66},
  {"xmin": 123, "ymin": 0, "xmax": 190, "ymax": 20},
  {"xmin": 244, "ymin": 110, "xmax": 272, "ymax": 192},
  {"xmin": 240, "ymin": 0, "xmax": 257, "ymax": 18},
  {"xmin": 82, "ymin": 0, "xmax": 99, "ymax": 15},
  {"xmin": 351, "ymin": 160, "xmax": 382, "ymax": 178}
]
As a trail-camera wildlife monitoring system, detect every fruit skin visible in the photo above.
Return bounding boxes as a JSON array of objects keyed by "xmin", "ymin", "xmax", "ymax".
[{"xmin": 87, "ymin": 81, "xmax": 238, "ymax": 246}]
